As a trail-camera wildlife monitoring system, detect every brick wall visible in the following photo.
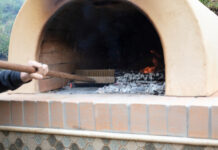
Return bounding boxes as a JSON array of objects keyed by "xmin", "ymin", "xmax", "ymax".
[
  {"xmin": 38, "ymin": 15, "xmax": 79, "ymax": 92},
  {"xmin": 0, "ymin": 94, "xmax": 218, "ymax": 140}
]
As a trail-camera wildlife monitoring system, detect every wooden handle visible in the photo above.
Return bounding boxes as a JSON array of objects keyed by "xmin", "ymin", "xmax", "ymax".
[{"xmin": 0, "ymin": 60, "xmax": 95, "ymax": 83}]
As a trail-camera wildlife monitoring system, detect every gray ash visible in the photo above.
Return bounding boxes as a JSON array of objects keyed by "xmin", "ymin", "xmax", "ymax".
[
  {"xmin": 52, "ymin": 71, "xmax": 165, "ymax": 95},
  {"xmin": 97, "ymin": 71, "xmax": 165, "ymax": 95}
]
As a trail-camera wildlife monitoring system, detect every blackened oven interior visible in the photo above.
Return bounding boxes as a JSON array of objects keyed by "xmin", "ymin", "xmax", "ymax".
[{"xmin": 38, "ymin": 0, "xmax": 165, "ymax": 94}]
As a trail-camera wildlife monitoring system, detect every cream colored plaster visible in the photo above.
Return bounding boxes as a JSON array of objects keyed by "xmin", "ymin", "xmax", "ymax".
[
  {"xmin": 9, "ymin": 0, "xmax": 218, "ymax": 96},
  {"xmin": 186, "ymin": 0, "xmax": 218, "ymax": 95},
  {"xmin": 130, "ymin": 0, "xmax": 209, "ymax": 96},
  {"xmin": 9, "ymin": 0, "xmax": 70, "ymax": 93}
]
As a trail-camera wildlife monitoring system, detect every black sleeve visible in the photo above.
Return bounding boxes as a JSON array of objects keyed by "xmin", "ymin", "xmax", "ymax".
[{"xmin": 0, "ymin": 70, "xmax": 24, "ymax": 93}]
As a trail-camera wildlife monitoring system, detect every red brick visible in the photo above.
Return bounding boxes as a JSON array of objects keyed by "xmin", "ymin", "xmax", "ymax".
[
  {"xmin": 111, "ymin": 104, "xmax": 128, "ymax": 132},
  {"xmin": 48, "ymin": 63, "xmax": 75, "ymax": 73},
  {"xmin": 149, "ymin": 105, "xmax": 167, "ymax": 135},
  {"xmin": 80, "ymin": 103, "xmax": 95, "ymax": 130},
  {"xmin": 189, "ymin": 106, "xmax": 209, "ymax": 138},
  {"xmin": 212, "ymin": 106, "xmax": 218, "ymax": 139},
  {"xmin": 37, "ymin": 101, "xmax": 50, "ymax": 128},
  {"xmin": 65, "ymin": 102, "xmax": 79, "ymax": 129},
  {"xmin": 50, "ymin": 102, "xmax": 63, "ymax": 128},
  {"xmin": 11, "ymin": 101, "xmax": 23, "ymax": 126},
  {"xmin": 0, "ymin": 101, "xmax": 11, "ymax": 125},
  {"xmin": 41, "ymin": 41, "xmax": 71, "ymax": 53},
  {"xmin": 43, "ymin": 30, "xmax": 69, "ymax": 42},
  {"xmin": 24, "ymin": 101, "xmax": 36, "ymax": 127},
  {"xmin": 95, "ymin": 104, "xmax": 110, "ymax": 131},
  {"xmin": 130, "ymin": 104, "xmax": 147, "ymax": 133},
  {"xmin": 39, "ymin": 78, "xmax": 68, "ymax": 92},
  {"xmin": 168, "ymin": 106, "xmax": 187, "ymax": 136},
  {"xmin": 39, "ymin": 49, "xmax": 75, "ymax": 64}
]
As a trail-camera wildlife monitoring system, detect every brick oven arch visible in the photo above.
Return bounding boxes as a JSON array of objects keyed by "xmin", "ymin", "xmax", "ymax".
[{"xmin": 8, "ymin": 0, "xmax": 218, "ymax": 96}]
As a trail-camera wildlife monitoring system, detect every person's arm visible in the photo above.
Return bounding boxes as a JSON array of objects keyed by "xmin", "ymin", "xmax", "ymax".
[
  {"xmin": 0, "ymin": 70, "xmax": 23, "ymax": 93},
  {"xmin": 0, "ymin": 61, "xmax": 48, "ymax": 93}
]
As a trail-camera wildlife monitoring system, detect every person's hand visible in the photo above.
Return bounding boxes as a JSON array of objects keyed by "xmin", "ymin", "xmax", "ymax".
[{"xmin": 20, "ymin": 61, "xmax": 49, "ymax": 83}]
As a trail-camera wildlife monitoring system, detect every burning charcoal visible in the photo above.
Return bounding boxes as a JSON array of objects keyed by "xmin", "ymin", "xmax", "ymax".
[{"xmin": 96, "ymin": 71, "xmax": 165, "ymax": 95}]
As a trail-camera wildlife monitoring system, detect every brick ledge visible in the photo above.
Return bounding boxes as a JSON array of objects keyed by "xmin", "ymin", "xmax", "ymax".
[
  {"xmin": 0, "ymin": 93, "xmax": 218, "ymax": 139},
  {"xmin": 0, "ymin": 93, "xmax": 218, "ymax": 106}
]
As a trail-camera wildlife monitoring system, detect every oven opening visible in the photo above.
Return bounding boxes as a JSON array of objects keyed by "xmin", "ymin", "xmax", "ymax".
[{"xmin": 38, "ymin": 0, "xmax": 165, "ymax": 95}]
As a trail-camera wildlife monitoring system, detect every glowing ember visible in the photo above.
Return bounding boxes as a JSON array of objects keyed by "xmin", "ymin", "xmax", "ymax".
[
  {"xmin": 140, "ymin": 50, "xmax": 163, "ymax": 74},
  {"xmin": 140, "ymin": 66, "xmax": 156, "ymax": 74}
]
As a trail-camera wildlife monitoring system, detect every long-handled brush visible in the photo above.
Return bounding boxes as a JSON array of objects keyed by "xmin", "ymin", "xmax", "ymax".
[{"xmin": 0, "ymin": 60, "xmax": 95, "ymax": 83}]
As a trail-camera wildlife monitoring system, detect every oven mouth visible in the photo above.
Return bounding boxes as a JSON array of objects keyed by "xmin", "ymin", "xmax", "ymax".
[
  {"xmin": 38, "ymin": 0, "xmax": 165, "ymax": 95},
  {"xmin": 93, "ymin": 0, "xmax": 121, "ymax": 6}
]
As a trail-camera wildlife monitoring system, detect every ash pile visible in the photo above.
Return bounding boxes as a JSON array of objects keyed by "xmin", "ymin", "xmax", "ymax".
[{"xmin": 97, "ymin": 71, "xmax": 165, "ymax": 95}]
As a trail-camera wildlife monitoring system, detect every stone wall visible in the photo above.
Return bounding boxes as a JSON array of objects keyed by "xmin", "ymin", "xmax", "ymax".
[{"xmin": 0, "ymin": 131, "xmax": 217, "ymax": 150}]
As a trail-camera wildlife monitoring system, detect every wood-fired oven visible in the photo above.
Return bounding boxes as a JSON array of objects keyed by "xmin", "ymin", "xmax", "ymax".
[{"xmin": 8, "ymin": 0, "xmax": 218, "ymax": 96}]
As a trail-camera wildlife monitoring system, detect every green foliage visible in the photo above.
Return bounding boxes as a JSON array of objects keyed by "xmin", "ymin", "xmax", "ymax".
[
  {"xmin": 0, "ymin": 0, "xmax": 24, "ymax": 58},
  {"xmin": 207, "ymin": 2, "xmax": 218, "ymax": 10},
  {"xmin": 200, "ymin": 0, "xmax": 218, "ymax": 10},
  {"xmin": 200, "ymin": 0, "xmax": 210, "ymax": 5}
]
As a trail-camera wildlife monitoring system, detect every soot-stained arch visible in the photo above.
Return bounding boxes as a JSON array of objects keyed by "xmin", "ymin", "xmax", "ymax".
[{"xmin": 40, "ymin": 0, "xmax": 164, "ymax": 72}]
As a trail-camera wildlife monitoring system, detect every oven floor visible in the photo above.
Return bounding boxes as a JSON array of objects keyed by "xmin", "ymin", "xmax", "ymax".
[
  {"xmin": 50, "ymin": 71, "xmax": 165, "ymax": 95},
  {"xmin": 50, "ymin": 87, "xmax": 101, "ymax": 94}
]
